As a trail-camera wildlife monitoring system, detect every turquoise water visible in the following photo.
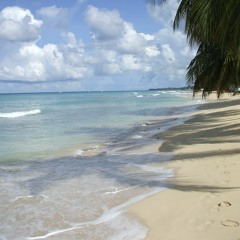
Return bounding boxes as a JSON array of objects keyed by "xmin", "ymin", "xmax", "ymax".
[
  {"xmin": 0, "ymin": 91, "xmax": 198, "ymax": 163},
  {"xmin": 0, "ymin": 90, "xmax": 202, "ymax": 239}
]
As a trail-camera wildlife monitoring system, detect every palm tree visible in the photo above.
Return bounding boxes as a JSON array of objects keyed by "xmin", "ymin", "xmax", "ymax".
[
  {"xmin": 149, "ymin": 0, "xmax": 240, "ymax": 97},
  {"xmin": 187, "ymin": 43, "xmax": 239, "ymax": 97}
]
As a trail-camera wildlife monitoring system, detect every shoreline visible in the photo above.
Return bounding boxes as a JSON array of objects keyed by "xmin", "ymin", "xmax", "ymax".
[{"xmin": 128, "ymin": 94, "xmax": 240, "ymax": 239}]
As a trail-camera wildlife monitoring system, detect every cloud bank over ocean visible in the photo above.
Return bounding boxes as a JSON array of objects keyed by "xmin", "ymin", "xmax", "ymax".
[{"xmin": 0, "ymin": 1, "xmax": 195, "ymax": 92}]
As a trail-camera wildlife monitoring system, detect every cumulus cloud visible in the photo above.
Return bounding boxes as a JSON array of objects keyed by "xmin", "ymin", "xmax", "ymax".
[
  {"xmin": 121, "ymin": 55, "xmax": 141, "ymax": 71},
  {"xmin": 0, "ymin": 6, "xmax": 42, "ymax": 42},
  {"xmin": 85, "ymin": 5, "xmax": 124, "ymax": 40},
  {"xmin": 147, "ymin": 0, "xmax": 180, "ymax": 26},
  {"xmin": 161, "ymin": 44, "xmax": 175, "ymax": 63},
  {"xmin": 38, "ymin": 6, "xmax": 64, "ymax": 18},
  {"xmin": 0, "ymin": 6, "xmax": 89, "ymax": 82},
  {"xmin": 117, "ymin": 23, "xmax": 147, "ymax": 54},
  {"xmin": 0, "ymin": 3, "xmax": 196, "ymax": 90},
  {"xmin": 84, "ymin": 6, "xmax": 161, "ymax": 76},
  {"xmin": 140, "ymin": 1, "xmax": 197, "ymax": 86},
  {"xmin": 84, "ymin": 5, "xmax": 197, "ymax": 88},
  {"xmin": 0, "ymin": 31, "xmax": 87, "ymax": 82},
  {"xmin": 145, "ymin": 45, "xmax": 160, "ymax": 57},
  {"xmin": 37, "ymin": 5, "xmax": 69, "ymax": 28},
  {"xmin": 85, "ymin": 6, "xmax": 156, "ymax": 54}
]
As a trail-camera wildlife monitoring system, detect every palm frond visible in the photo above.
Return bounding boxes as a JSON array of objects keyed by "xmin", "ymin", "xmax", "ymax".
[{"xmin": 148, "ymin": 0, "xmax": 240, "ymax": 98}]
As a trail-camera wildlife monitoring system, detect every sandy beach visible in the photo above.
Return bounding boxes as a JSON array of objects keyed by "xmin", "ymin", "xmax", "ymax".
[{"xmin": 129, "ymin": 94, "xmax": 240, "ymax": 240}]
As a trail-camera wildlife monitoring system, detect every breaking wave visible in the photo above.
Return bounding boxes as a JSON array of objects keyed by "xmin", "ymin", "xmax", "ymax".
[{"xmin": 0, "ymin": 109, "xmax": 41, "ymax": 118}]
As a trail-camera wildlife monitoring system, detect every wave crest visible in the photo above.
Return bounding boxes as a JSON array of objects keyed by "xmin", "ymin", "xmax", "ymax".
[{"xmin": 0, "ymin": 109, "xmax": 41, "ymax": 118}]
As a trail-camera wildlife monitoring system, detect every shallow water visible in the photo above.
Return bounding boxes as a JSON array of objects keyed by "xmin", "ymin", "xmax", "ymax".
[{"xmin": 0, "ymin": 90, "xmax": 202, "ymax": 239}]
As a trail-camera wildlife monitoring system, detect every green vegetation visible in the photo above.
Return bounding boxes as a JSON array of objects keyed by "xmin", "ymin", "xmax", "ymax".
[{"xmin": 150, "ymin": 0, "xmax": 240, "ymax": 97}]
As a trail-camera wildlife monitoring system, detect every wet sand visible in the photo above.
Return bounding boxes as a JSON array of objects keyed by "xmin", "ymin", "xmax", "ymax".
[{"xmin": 129, "ymin": 94, "xmax": 240, "ymax": 240}]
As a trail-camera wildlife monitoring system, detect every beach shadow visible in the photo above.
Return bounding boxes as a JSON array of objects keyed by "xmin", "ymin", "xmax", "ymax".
[
  {"xmin": 2, "ymin": 148, "xmax": 238, "ymax": 196},
  {"xmin": 2, "ymin": 98, "xmax": 239, "ymax": 196},
  {"xmin": 162, "ymin": 180, "xmax": 238, "ymax": 193},
  {"xmin": 157, "ymin": 107, "xmax": 240, "ymax": 153},
  {"xmin": 198, "ymin": 98, "xmax": 240, "ymax": 110}
]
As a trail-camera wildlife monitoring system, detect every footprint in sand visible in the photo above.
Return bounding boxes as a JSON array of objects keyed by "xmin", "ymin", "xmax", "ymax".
[
  {"xmin": 211, "ymin": 201, "xmax": 232, "ymax": 212},
  {"xmin": 218, "ymin": 201, "xmax": 232, "ymax": 207},
  {"xmin": 221, "ymin": 220, "xmax": 239, "ymax": 227}
]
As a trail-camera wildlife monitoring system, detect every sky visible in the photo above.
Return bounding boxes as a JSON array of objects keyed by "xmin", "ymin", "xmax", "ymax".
[{"xmin": 0, "ymin": 0, "xmax": 196, "ymax": 93}]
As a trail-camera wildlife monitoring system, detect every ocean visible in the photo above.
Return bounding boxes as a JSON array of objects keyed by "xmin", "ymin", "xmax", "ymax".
[{"xmin": 0, "ymin": 91, "xmax": 202, "ymax": 239}]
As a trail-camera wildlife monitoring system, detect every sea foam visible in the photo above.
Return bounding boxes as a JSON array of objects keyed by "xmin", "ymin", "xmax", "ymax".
[{"xmin": 0, "ymin": 109, "xmax": 41, "ymax": 118}]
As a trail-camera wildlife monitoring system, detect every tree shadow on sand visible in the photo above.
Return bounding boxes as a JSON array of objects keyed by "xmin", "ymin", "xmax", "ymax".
[
  {"xmin": 1, "ymin": 99, "xmax": 239, "ymax": 197},
  {"xmin": 1, "ymin": 148, "xmax": 238, "ymax": 197}
]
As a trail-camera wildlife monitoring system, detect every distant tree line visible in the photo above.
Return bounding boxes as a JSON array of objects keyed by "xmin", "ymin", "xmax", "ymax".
[{"xmin": 149, "ymin": 87, "xmax": 192, "ymax": 91}]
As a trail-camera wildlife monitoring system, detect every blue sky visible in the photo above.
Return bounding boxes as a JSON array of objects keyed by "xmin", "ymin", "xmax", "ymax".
[{"xmin": 0, "ymin": 0, "xmax": 196, "ymax": 93}]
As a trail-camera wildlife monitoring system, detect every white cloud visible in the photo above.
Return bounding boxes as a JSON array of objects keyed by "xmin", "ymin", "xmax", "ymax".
[
  {"xmin": 0, "ymin": 4, "xmax": 196, "ymax": 90},
  {"xmin": 0, "ymin": 6, "xmax": 42, "ymax": 42},
  {"xmin": 98, "ymin": 63, "xmax": 122, "ymax": 75},
  {"xmin": 85, "ymin": 6, "xmax": 158, "ymax": 55},
  {"xmin": 73, "ymin": 5, "xmax": 194, "ymax": 87},
  {"xmin": 37, "ymin": 6, "xmax": 69, "ymax": 28},
  {"xmin": 147, "ymin": 0, "xmax": 180, "ymax": 26},
  {"xmin": 84, "ymin": 6, "xmax": 163, "ymax": 77},
  {"xmin": 85, "ymin": 6, "xmax": 125, "ymax": 40},
  {"xmin": 117, "ymin": 22, "xmax": 147, "ymax": 54},
  {"xmin": 61, "ymin": 32, "xmax": 78, "ymax": 46},
  {"xmin": 0, "ymin": 0, "xmax": 101, "ymax": 83},
  {"xmin": 180, "ymin": 46, "xmax": 196, "ymax": 58},
  {"xmin": 161, "ymin": 44, "xmax": 175, "ymax": 63},
  {"xmin": 121, "ymin": 55, "xmax": 141, "ymax": 71},
  {"xmin": 38, "ymin": 6, "xmax": 64, "ymax": 18},
  {"xmin": 141, "ymin": 2, "xmax": 197, "ymax": 86},
  {"xmin": 145, "ymin": 45, "xmax": 160, "ymax": 57},
  {"xmin": 91, "ymin": 49, "xmax": 121, "ymax": 75},
  {"xmin": 140, "ymin": 33, "xmax": 155, "ymax": 41},
  {"xmin": 0, "ymin": 31, "xmax": 88, "ymax": 82}
]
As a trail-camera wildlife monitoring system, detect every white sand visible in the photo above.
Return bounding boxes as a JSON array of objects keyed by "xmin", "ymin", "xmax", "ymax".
[{"xmin": 129, "ymin": 94, "xmax": 240, "ymax": 240}]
